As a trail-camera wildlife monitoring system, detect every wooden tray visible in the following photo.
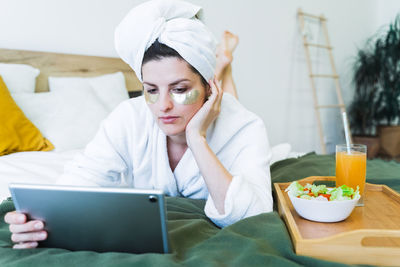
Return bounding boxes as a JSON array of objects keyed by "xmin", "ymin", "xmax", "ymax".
[{"xmin": 275, "ymin": 176, "xmax": 400, "ymax": 266}]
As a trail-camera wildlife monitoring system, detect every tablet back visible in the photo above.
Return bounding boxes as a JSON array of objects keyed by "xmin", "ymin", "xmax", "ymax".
[{"xmin": 9, "ymin": 183, "xmax": 169, "ymax": 253}]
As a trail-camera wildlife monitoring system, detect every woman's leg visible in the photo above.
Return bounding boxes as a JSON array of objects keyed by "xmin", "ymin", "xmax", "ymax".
[
  {"xmin": 220, "ymin": 63, "xmax": 238, "ymax": 99},
  {"xmin": 215, "ymin": 31, "xmax": 239, "ymax": 99}
]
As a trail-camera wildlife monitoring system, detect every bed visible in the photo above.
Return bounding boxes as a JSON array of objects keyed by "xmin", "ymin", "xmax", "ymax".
[{"xmin": 1, "ymin": 49, "xmax": 400, "ymax": 266}]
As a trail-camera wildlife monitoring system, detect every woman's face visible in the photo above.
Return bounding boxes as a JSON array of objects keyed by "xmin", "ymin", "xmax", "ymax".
[{"xmin": 142, "ymin": 57, "xmax": 207, "ymax": 137}]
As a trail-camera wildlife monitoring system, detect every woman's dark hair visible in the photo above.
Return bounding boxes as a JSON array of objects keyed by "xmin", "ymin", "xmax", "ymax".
[{"xmin": 142, "ymin": 39, "xmax": 208, "ymax": 87}]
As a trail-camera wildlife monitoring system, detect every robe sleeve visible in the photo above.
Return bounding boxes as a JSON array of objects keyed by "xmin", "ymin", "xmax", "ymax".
[
  {"xmin": 56, "ymin": 103, "xmax": 131, "ymax": 187},
  {"xmin": 204, "ymin": 118, "xmax": 273, "ymax": 228}
]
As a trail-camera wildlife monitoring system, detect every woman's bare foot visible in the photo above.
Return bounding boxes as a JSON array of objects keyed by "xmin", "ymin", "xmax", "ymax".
[
  {"xmin": 215, "ymin": 31, "xmax": 239, "ymax": 81},
  {"xmin": 222, "ymin": 31, "xmax": 239, "ymax": 53}
]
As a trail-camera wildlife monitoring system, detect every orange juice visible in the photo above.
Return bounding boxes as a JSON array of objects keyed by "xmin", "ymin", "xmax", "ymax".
[{"xmin": 335, "ymin": 151, "xmax": 367, "ymax": 195}]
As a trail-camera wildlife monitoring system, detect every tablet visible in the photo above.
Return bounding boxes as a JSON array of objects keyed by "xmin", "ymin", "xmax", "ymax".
[{"xmin": 9, "ymin": 183, "xmax": 170, "ymax": 254}]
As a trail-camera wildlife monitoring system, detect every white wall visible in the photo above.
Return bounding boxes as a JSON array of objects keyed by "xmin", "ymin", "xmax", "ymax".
[
  {"xmin": 1, "ymin": 0, "xmax": 398, "ymax": 154},
  {"xmin": 376, "ymin": 0, "xmax": 400, "ymax": 30}
]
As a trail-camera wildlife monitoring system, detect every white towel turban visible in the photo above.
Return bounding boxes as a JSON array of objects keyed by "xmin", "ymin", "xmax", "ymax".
[{"xmin": 114, "ymin": 0, "xmax": 217, "ymax": 83}]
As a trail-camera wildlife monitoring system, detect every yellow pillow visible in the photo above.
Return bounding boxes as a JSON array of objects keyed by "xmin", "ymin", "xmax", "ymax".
[{"xmin": 0, "ymin": 76, "xmax": 54, "ymax": 155}]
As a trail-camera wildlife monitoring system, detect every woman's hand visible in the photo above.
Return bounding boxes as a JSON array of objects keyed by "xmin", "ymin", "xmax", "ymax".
[
  {"xmin": 186, "ymin": 77, "xmax": 223, "ymax": 147},
  {"xmin": 4, "ymin": 211, "xmax": 47, "ymax": 249},
  {"xmin": 185, "ymin": 77, "xmax": 232, "ymax": 214}
]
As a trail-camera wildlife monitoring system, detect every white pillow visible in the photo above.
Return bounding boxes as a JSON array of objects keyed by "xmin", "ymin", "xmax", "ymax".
[
  {"xmin": 12, "ymin": 89, "xmax": 109, "ymax": 152},
  {"xmin": 48, "ymin": 72, "xmax": 129, "ymax": 112},
  {"xmin": 0, "ymin": 63, "xmax": 40, "ymax": 93},
  {"xmin": 270, "ymin": 143, "xmax": 292, "ymax": 165}
]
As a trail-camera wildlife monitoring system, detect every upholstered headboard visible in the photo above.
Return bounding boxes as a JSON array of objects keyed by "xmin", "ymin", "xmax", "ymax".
[{"xmin": 0, "ymin": 48, "xmax": 143, "ymax": 96}]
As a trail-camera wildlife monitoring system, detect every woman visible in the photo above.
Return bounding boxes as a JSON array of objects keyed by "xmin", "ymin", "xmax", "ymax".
[{"xmin": 5, "ymin": 0, "xmax": 272, "ymax": 249}]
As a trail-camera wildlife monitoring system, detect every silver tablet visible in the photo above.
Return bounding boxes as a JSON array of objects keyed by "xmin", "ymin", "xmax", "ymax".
[{"xmin": 9, "ymin": 183, "xmax": 170, "ymax": 254}]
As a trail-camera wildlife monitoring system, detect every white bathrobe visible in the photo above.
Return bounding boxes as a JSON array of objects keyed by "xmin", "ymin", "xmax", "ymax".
[{"xmin": 57, "ymin": 93, "xmax": 273, "ymax": 227}]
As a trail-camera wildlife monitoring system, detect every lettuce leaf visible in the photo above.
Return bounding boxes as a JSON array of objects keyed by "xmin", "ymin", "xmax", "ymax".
[
  {"xmin": 353, "ymin": 186, "xmax": 360, "ymax": 200},
  {"xmin": 340, "ymin": 185, "xmax": 354, "ymax": 197},
  {"xmin": 310, "ymin": 184, "xmax": 327, "ymax": 196},
  {"xmin": 285, "ymin": 181, "xmax": 304, "ymax": 197}
]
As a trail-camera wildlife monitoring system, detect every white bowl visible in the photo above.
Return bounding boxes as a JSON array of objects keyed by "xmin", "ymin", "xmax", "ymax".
[{"xmin": 288, "ymin": 193, "xmax": 359, "ymax": 222}]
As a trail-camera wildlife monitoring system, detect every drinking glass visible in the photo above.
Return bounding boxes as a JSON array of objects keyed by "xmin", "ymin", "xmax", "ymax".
[{"xmin": 335, "ymin": 144, "xmax": 367, "ymax": 206}]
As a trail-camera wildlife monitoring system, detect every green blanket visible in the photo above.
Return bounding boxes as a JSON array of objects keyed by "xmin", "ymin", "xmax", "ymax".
[{"xmin": 1, "ymin": 153, "xmax": 399, "ymax": 267}]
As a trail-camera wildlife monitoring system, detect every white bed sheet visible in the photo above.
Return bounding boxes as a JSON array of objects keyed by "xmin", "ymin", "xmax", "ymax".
[
  {"xmin": 0, "ymin": 150, "xmax": 81, "ymax": 201},
  {"xmin": 0, "ymin": 144, "xmax": 305, "ymax": 202}
]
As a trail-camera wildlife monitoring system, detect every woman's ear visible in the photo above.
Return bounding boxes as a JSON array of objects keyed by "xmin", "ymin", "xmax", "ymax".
[
  {"xmin": 204, "ymin": 86, "xmax": 211, "ymax": 102},
  {"xmin": 207, "ymin": 85, "xmax": 212, "ymax": 97}
]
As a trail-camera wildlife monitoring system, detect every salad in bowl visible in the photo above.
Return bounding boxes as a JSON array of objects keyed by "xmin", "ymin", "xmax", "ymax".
[{"xmin": 285, "ymin": 181, "xmax": 361, "ymax": 222}]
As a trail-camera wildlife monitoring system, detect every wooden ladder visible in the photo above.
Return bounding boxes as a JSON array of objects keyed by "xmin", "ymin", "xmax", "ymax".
[{"xmin": 297, "ymin": 8, "xmax": 351, "ymax": 154}]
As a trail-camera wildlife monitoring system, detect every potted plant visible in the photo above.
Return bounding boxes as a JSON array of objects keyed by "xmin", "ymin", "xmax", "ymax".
[
  {"xmin": 349, "ymin": 14, "xmax": 400, "ymax": 158},
  {"xmin": 375, "ymin": 16, "xmax": 400, "ymax": 158},
  {"xmin": 348, "ymin": 38, "xmax": 381, "ymax": 158}
]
